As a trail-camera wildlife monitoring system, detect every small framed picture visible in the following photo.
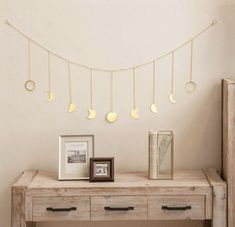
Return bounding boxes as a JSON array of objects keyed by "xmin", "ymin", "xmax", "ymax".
[
  {"xmin": 59, "ymin": 135, "xmax": 94, "ymax": 180},
  {"xmin": 90, "ymin": 158, "xmax": 114, "ymax": 182}
]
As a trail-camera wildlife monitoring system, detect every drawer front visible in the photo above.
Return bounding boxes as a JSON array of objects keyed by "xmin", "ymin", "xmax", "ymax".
[
  {"xmin": 91, "ymin": 196, "xmax": 147, "ymax": 220},
  {"xmin": 148, "ymin": 196, "xmax": 205, "ymax": 220},
  {"xmin": 33, "ymin": 196, "xmax": 90, "ymax": 221}
]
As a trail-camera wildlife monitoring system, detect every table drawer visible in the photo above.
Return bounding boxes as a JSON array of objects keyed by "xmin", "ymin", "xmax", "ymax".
[
  {"xmin": 91, "ymin": 196, "xmax": 147, "ymax": 220},
  {"xmin": 32, "ymin": 196, "xmax": 90, "ymax": 221},
  {"xmin": 148, "ymin": 196, "xmax": 205, "ymax": 220}
]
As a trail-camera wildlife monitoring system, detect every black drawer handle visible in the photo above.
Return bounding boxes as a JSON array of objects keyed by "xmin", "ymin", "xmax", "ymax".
[
  {"xmin": 104, "ymin": 206, "xmax": 134, "ymax": 211},
  {"xmin": 46, "ymin": 207, "xmax": 77, "ymax": 212},
  {"xmin": 162, "ymin": 206, "xmax": 191, "ymax": 211}
]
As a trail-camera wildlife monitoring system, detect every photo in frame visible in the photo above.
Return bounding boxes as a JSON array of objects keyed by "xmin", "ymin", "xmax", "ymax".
[
  {"xmin": 59, "ymin": 135, "xmax": 94, "ymax": 180},
  {"xmin": 90, "ymin": 158, "xmax": 114, "ymax": 182}
]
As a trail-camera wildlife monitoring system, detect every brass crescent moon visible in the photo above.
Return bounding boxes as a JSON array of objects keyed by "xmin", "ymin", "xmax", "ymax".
[
  {"xmin": 169, "ymin": 93, "xmax": 176, "ymax": 104},
  {"xmin": 131, "ymin": 108, "xmax": 139, "ymax": 120},
  {"xmin": 87, "ymin": 109, "xmax": 96, "ymax": 119},
  {"xmin": 47, "ymin": 91, "xmax": 54, "ymax": 102},
  {"xmin": 68, "ymin": 103, "xmax": 75, "ymax": 113}
]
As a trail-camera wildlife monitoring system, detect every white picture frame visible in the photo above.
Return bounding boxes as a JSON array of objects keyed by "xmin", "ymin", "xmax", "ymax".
[{"xmin": 59, "ymin": 135, "xmax": 94, "ymax": 180}]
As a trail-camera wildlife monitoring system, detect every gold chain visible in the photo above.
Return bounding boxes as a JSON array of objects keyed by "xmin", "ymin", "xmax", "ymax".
[
  {"xmin": 110, "ymin": 71, "xmax": 114, "ymax": 111},
  {"xmin": 5, "ymin": 20, "xmax": 217, "ymax": 73},
  {"xmin": 68, "ymin": 62, "xmax": 72, "ymax": 102},
  {"xmin": 133, "ymin": 68, "xmax": 136, "ymax": 109},
  {"xmin": 48, "ymin": 51, "xmax": 51, "ymax": 91},
  {"xmin": 190, "ymin": 40, "xmax": 194, "ymax": 81},
  {"xmin": 152, "ymin": 61, "xmax": 156, "ymax": 103},
  {"xmin": 171, "ymin": 52, "xmax": 175, "ymax": 94},
  {"xmin": 89, "ymin": 69, "xmax": 93, "ymax": 109},
  {"xmin": 28, "ymin": 39, "xmax": 31, "ymax": 80}
]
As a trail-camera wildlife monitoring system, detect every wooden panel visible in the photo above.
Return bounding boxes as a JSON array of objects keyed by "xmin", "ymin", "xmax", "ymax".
[
  {"xmin": 148, "ymin": 195, "xmax": 205, "ymax": 220},
  {"xmin": 203, "ymin": 168, "xmax": 227, "ymax": 227},
  {"xmin": 223, "ymin": 79, "xmax": 235, "ymax": 227},
  {"xmin": 32, "ymin": 196, "xmax": 90, "ymax": 221},
  {"xmin": 91, "ymin": 196, "xmax": 147, "ymax": 220}
]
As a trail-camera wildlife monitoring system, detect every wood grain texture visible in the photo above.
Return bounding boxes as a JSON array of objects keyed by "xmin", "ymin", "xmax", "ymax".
[
  {"xmin": 223, "ymin": 79, "xmax": 235, "ymax": 227},
  {"xmin": 11, "ymin": 169, "xmax": 225, "ymax": 225},
  {"xmin": 32, "ymin": 196, "xmax": 90, "ymax": 221},
  {"xmin": 91, "ymin": 196, "xmax": 147, "ymax": 220},
  {"xmin": 204, "ymin": 168, "xmax": 227, "ymax": 227},
  {"xmin": 148, "ymin": 195, "xmax": 205, "ymax": 220}
]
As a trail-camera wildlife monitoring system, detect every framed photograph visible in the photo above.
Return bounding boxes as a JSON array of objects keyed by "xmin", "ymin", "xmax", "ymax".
[
  {"xmin": 59, "ymin": 135, "xmax": 94, "ymax": 180},
  {"xmin": 90, "ymin": 158, "xmax": 114, "ymax": 182}
]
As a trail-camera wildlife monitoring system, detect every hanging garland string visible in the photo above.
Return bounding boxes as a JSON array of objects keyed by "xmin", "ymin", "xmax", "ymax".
[
  {"xmin": 131, "ymin": 67, "xmax": 139, "ymax": 119},
  {"xmin": 24, "ymin": 39, "xmax": 36, "ymax": 91},
  {"xmin": 67, "ymin": 61, "xmax": 75, "ymax": 113},
  {"xmin": 5, "ymin": 19, "xmax": 217, "ymax": 72},
  {"xmin": 87, "ymin": 69, "xmax": 96, "ymax": 119},
  {"xmin": 150, "ymin": 60, "xmax": 158, "ymax": 113},
  {"xmin": 106, "ymin": 71, "xmax": 118, "ymax": 123},
  {"xmin": 47, "ymin": 51, "xmax": 54, "ymax": 101},
  {"xmin": 169, "ymin": 51, "xmax": 176, "ymax": 104}
]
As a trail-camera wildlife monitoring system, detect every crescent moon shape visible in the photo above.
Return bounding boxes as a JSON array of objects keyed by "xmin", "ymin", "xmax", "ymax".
[
  {"xmin": 87, "ymin": 109, "xmax": 96, "ymax": 119},
  {"xmin": 68, "ymin": 103, "xmax": 75, "ymax": 113},
  {"xmin": 185, "ymin": 81, "xmax": 197, "ymax": 93},
  {"xmin": 47, "ymin": 91, "xmax": 54, "ymax": 102},
  {"xmin": 131, "ymin": 108, "xmax": 139, "ymax": 120},
  {"xmin": 150, "ymin": 104, "xmax": 158, "ymax": 113},
  {"xmin": 106, "ymin": 112, "xmax": 118, "ymax": 123},
  {"xmin": 169, "ymin": 93, "xmax": 176, "ymax": 104}
]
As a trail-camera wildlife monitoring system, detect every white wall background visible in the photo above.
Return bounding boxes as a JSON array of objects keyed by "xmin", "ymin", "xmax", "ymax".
[{"xmin": 0, "ymin": 0, "xmax": 235, "ymax": 227}]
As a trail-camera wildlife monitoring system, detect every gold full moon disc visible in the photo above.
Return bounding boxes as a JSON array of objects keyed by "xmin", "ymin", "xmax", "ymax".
[
  {"xmin": 150, "ymin": 104, "xmax": 158, "ymax": 113},
  {"xmin": 106, "ymin": 112, "xmax": 118, "ymax": 123},
  {"xmin": 68, "ymin": 103, "xmax": 75, "ymax": 113},
  {"xmin": 25, "ymin": 80, "xmax": 36, "ymax": 92},
  {"xmin": 169, "ymin": 93, "xmax": 176, "ymax": 104},
  {"xmin": 87, "ymin": 109, "xmax": 96, "ymax": 119},
  {"xmin": 47, "ymin": 91, "xmax": 54, "ymax": 102},
  {"xmin": 131, "ymin": 108, "xmax": 139, "ymax": 120},
  {"xmin": 185, "ymin": 81, "xmax": 197, "ymax": 93}
]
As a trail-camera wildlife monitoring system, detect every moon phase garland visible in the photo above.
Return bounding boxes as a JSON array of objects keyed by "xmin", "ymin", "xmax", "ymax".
[{"xmin": 5, "ymin": 19, "xmax": 217, "ymax": 121}]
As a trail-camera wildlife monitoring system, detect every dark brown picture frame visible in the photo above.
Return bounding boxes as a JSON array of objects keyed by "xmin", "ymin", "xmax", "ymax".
[{"xmin": 90, "ymin": 158, "xmax": 114, "ymax": 182}]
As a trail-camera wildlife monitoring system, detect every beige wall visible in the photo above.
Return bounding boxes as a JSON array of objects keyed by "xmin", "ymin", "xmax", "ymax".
[{"xmin": 0, "ymin": 0, "xmax": 235, "ymax": 227}]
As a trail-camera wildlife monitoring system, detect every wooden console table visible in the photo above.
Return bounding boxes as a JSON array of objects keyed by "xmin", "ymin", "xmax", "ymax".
[{"xmin": 12, "ymin": 169, "xmax": 226, "ymax": 227}]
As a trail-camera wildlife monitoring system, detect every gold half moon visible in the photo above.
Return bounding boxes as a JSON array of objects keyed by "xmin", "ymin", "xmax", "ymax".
[
  {"xmin": 87, "ymin": 109, "xmax": 96, "ymax": 119},
  {"xmin": 25, "ymin": 80, "xmax": 36, "ymax": 92},
  {"xmin": 68, "ymin": 103, "xmax": 75, "ymax": 113},
  {"xmin": 169, "ymin": 93, "xmax": 176, "ymax": 104},
  {"xmin": 106, "ymin": 112, "xmax": 118, "ymax": 123},
  {"xmin": 150, "ymin": 103, "xmax": 158, "ymax": 113},
  {"xmin": 131, "ymin": 108, "xmax": 139, "ymax": 120},
  {"xmin": 47, "ymin": 91, "xmax": 54, "ymax": 102},
  {"xmin": 185, "ymin": 81, "xmax": 197, "ymax": 93}
]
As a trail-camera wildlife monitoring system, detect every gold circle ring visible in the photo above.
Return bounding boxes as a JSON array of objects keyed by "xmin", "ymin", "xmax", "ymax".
[{"xmin": 24, "ymin": 80, "xmax": 36, "ymax": 92}]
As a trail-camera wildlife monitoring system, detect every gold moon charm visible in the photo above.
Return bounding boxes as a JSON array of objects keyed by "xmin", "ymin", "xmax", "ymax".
[
  {"xmin": 68, "ymin": 103, "xmax": 75, "ymax": 113},
  {"xmin": 47, "ymin": 91, "xmax": 54, "ymax": 102},
  {"xmin": 106, "ymin": 112, "xmax": 118, "ymax": 123},
  {"xmin": 185, "ymin": 81, "xmax": 197, "ymax": 93},
  {"xmin": 25, "ymin": 80, "xmax": 36, "ymax": 92},
  {"xmin": 169, "ymin": 93, "xmax": 176, "ymax": 104},
  {"xmin": 150, "ymin": 104, "xmax": 158, "ymax": 113},
  {"xmin": 87, "ymin": 109, "xmax": 96, "ymax": 119},
  {"xmin": 131, "ymin": 108, "xmax": 139, "ymax": 119}
]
